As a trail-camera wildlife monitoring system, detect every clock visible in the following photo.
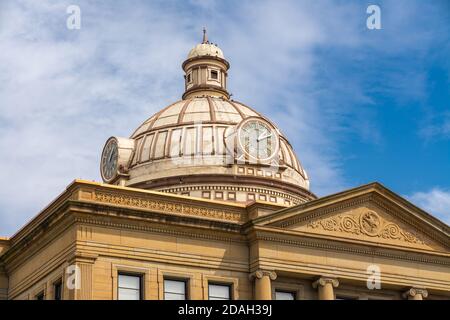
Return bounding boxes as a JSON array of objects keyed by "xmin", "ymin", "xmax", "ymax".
[
  {"xmin": 100, "ymin": 137, "xmax": 135, "ymax": 183},
  {"xmin": 101, "ymin": 137, "xmax": 119, "ymax": 182},
  {"xmin": 236, "ymin": 118, "xmax": 279, "ymax": 162}
]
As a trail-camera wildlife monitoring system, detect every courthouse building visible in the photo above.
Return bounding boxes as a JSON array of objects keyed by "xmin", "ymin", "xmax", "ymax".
[{"xmin": 0, "ymin": 32, "xmax": 449, "ymax": 300}]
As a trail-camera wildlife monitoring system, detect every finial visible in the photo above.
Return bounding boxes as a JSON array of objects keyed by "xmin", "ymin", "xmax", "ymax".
[{"xmin": 202, "ymin": 27, "xmax": 208, "ymax": 44}]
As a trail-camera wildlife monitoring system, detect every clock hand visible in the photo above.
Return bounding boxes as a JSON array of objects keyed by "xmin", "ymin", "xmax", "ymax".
[{"xmin": 257, "ymin": 133, "xmax": 272, "ymax": 142}]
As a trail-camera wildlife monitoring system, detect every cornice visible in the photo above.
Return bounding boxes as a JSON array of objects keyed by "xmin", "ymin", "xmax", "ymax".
[
  {"xmin": 72, "ymin": 209, "xmax": 245, "ymax": 243},
  {"xmin": 2, "ymin": 208, "xmax": 77, "ymax": 271},
  {"xmin": 182, "ymin": 86, "xmax": 230, "ymax": 100},
  {"xmin": 7, "ymin": 188, "xmax": 75, "ymax": 247},
  {"xmin": 73, "ymin": 241, "xmax": 248, "ymax": 273},
  {"xmin": 249, "ymin": 227, "xmax": 450, "ymax": 266},
  {"xmin": 182, "ymin": 55, "xmax": 230, "ymax": 70}
]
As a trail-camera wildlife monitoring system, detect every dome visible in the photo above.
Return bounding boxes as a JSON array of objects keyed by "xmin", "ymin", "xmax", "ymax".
[
  {"xmin": 125, "ymin": 97, "xmax": 313, "ymax": 205},
  {"xmin": 100, "ymin": 30, "xmax": 316, "ymax": 206},
  {"xmin": 187, "ymin": 43, "xmax": 224, "ymax": 59},
  {"xmin": 130, "ymin": 97, "xmax": 307, "ymax": 180},
  {"xmin": 187, "ymin": 28, "xmax": 225, "ymax": 60}
]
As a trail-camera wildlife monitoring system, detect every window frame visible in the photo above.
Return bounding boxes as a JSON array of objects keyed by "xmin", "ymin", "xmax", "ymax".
[
  {"xmin": 202, "ymin": 275, "xmax": 238, "ymax": 300},
  {"xmin": 112, "ymin": 264, "xmax": 150, "ymax": 300},
  {"xmin": 208, "ymin": 282, "xmax": 232, "ymax": 300},
  {"xmin": 272, "ymin": 282, "xmax": 304, "ymax": 300},
  {"xmin": 53, "ymin": 279, "xmax": 63, "ymax": 300},
  {"xmin": 209, "ymin": 69, "xmax": 220, "ymax": 82},
  {"xmin": 117, "ymin": 272, "xmax": 143, "ymax": 300},
  {"xmin": 163, "ymin": 278, "xmax": 188, "ymax": 300},
  {"xmin": 275, "ymin": 289, "xmax": 296, "ymax": 300}
]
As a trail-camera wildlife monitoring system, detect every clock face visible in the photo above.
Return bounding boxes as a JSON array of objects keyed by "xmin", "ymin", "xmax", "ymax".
[
  {"xmin": 237, "ymin": 118, "xmax": 279, "ymax": 161},
  {"xmin": 101, "ymin": 138, "xmax": 119, "ymax": 181}
]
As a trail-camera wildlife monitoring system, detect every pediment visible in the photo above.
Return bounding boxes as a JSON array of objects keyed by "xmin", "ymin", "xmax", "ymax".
[{"xmin": 260, "ymin": 184, "xmax": 450, "ymax": 253}]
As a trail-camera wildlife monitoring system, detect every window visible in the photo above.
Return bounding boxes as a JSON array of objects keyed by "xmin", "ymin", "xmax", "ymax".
[
  {"xmin": 36, "ymin": 292, "xmax": 45, "ymax": 300},
  {"xmin": 202, "ymin": 191, "xmax": 211, "ymax": 199},
  {"xmin": 187, "ymin": 73, "xmax": 191, "ymax": 83},
  {"xmin": 208, "ymin": 283, "xmax": 231, "ymax": 300},
  {"xmin": 118, "ymin": 274, "xmax": 142, "ymax": 300},
  {"xmin": 275, "ymin": 290, "xmax": 296, "ymax": 300},
  {"xmin": 54, "ymin": 280, "xmax": 62, "ymax": 300},
  {"xmin": 210, "ymin": 70, "xmax": 218, "ymax": 80},
  {"xmin": 164, "ymin": 279, "xmax": 187, "ymax": 300},
  {"xmin": 227, "ymin": 192, "xmax": 236, "ymax": 200}
]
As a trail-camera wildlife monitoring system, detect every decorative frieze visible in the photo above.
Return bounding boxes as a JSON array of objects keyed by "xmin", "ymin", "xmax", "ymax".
[
  {"xmin": 92, "ymin": 191, "xmax": 245, "ymax": 222},
  {"xmin": 159, "ymin": 184, "xmax": 307, "ymax": 205},
  {"xmin": 274, "ymin": 195, "xmax": 372, "ymax": 228},
  {"xmin": 307, "ymin": 211, "xmax": 427, "ymax": 245}
]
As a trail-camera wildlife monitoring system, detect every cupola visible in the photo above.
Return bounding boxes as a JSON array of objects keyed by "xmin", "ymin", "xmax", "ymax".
[{"xmin": 182, "ymin": 28, "xmax": 230, "ymax": 99}]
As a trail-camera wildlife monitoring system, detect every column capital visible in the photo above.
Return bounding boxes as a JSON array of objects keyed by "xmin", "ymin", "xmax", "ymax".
[
  {"xmin": 312, "ymin": 277, "xmax": 339, "ymax": 289},
  {"xmin": 403, "ymin": 287, "xmax": 428, "ymax": 299},
  {"xmin": 67, "ymin": 251, "xmax": 98, "ymax": 265},
  {"xmin": 249, "ymin": 269, "xmax": 277, "ymax": 281}
]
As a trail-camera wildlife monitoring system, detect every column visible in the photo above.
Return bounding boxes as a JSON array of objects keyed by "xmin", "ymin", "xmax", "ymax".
[
  {"xmin": 250, "ymin": 270, "xmax": 277, "ymax": 300},
  {"xmin": 403, "ymin": 288, "xmax": 428, "ymax": 300},
  {"xmin": 312, "ymin": 277, "xmax": 339, "ymax": 300}
]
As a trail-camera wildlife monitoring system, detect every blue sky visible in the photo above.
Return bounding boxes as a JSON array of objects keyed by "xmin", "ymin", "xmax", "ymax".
[{"xmin": 0, "ymin": 0, "xmax": 449, "ymax": 236}]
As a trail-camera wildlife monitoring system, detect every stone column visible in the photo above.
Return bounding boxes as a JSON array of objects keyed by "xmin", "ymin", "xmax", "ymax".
[
  {"xmin": 403, "ymin": 288, "xmax": 428, "ymax": 300},
  {"xmin": 312, "ymin": 277, "xmax": 339, "ymax": 300},
  {"xmin": 250, "ymin": 270, "xmax": 277, "ymax": 300}
]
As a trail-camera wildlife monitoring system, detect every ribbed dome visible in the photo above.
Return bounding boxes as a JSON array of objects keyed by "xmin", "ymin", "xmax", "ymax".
[{"xmin": 130, "ymin": 97, "xmax": 308, "ymax": 181}]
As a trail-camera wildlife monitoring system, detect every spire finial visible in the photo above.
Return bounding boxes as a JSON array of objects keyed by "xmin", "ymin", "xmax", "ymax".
[{"xmin": 202, "ymin": 27, "xmax": 208, "ymax": 44}]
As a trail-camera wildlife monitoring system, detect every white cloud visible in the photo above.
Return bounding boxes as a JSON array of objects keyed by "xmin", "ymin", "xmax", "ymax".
[
  {"xmin": 419, "ymin": 112, "xmax": 450, "ymax": 141},
  {"xmin": 407, "ymin": 188, "xmax": 450, "ymax": 224}
]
